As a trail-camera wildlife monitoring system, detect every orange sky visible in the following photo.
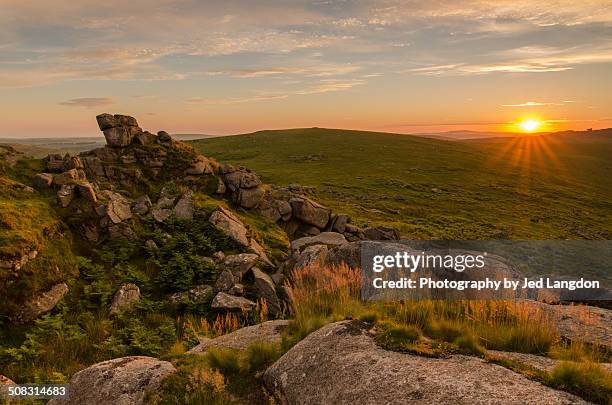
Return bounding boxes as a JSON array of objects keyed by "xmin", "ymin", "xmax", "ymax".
[{"xmin": 1, "ymin": 0, "xmax": 612, "ymax": 137}]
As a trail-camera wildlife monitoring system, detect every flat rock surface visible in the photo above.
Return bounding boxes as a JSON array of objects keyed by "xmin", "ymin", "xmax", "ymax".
[
  {"xmin": 525, "ymin": 301, "xmax": 612, "ymax": 349},
  {"xmin": 189, "ymin": 320, "xmax": 290, "ymax": 353},
  {"xmin": 264, "ymin": 320, "xmax": 588, "ymax": 405},
  {"xmin": 487, "ymin": 350, "xmax": 612, "ymax": 373}
]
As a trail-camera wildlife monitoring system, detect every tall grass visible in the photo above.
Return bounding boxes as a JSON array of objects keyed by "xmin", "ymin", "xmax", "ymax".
[{"xmin": 283, "ymin": 264, "xmax": 560, "ymax": 355}]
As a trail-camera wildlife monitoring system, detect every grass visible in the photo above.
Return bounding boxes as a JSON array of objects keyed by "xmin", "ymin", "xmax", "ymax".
[
  {"xmin": 281, "ymin": 263, "xmax": 610, "ymax": 402},
  {"xmin": 191, "ymin": 128, "xmax": 612, "ymax": 241}
]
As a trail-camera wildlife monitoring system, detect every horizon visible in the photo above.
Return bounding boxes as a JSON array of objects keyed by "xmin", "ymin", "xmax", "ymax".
[{"xmin": 2, "ymin": 1, "xmax": 612, "ymax": 137}]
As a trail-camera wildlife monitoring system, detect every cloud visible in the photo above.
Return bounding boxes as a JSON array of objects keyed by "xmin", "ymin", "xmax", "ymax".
[
  {"xmin": 59, "ymin": 97, "xmax": 114, "ymax": 108},
  {"xmin": 501, "ymin": 101, "xmax": 561, "ymax": 107}
]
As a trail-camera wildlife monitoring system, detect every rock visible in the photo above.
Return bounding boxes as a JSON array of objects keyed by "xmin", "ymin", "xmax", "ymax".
[
  {"xmin": 32, "ymin": 173, "xmax": 54, "ymax": 188},
  {"xmin": 185, "ymin": 156, "xmax": 211, "ymax": 175},
  {"xmin": 145, "ymin": 239, "xmax": 158, "ymax": 250},
  {"xmin": 291, "ymin": 232, "xmax": 347, "ymax": 255},
  {"xmin": 132, "ymin": 131, "xmax": 157, "ymax": 146},
  {"xmin": 220, "ymin": 253, "xmax": 260, "ymax": 278},
  {"xmin": 263, "ymin": 320, "xmax": 588, "ymax": 405},
  {"xmin": 487, "ymin": 350, "xmax": 612, "ymax": 374},
  {"xmin": 222, "ymin": 169, "xmax": 262, "ymax": 191},
  {"xmin": 303, "ymin": 226, "xmax": 321, "ymax": 236},
  {"xmin": 276, "ymin": 199, "xmax": 292, "ymax": 221},
  {"xmin": 214, "ymin": 270, "xmax": 237, "ymax": 293},
  {"xmin": 157, "ymin": 130, "xmax": 172, "ymax": 142},
  {"xmin": 57, "ymin": 184, "xmax": 75, "ymax": 207},
  {"xmin": 103, "ymin": 126, "xmax": 132, "ymax": 148},
  {"xmin": 213, "ymin": 251, "xmax": 225, "ymax": 263},
  {"xmin": 211, "ymin": 292, "xmax": 256, "ymax": 311},
  {"xmin": 77, "ymin": 182, "xmax": 97, "ymax": 203},
  {"xmin": 219, "ymin": 163, "xmax": 235, "ymax": 174},
  {"xmin": 189, "ymin": 320, "xmax": 290, "ymax": 353},
  {"xmin": 11, "ymin": 283, "xmax": 68, "ymax": 323},
  {"xmin": 132, "ymin": 195, "xmax": 152, "ymax": 215},
  {"xmin": 108, "ymin": 223, "xmax": 137, "ymax": 240},
  {"xmin": 109, "ymin": 283, "xmax": 140, "ymax": 315},
  {"xmin": 251, "ymin": 268, "xmax": 280, "ymax": 315},
  {"xmin": 290, "ymin": 197, "xmax": 331, "ymax": 229},
  {"xmin": 228, "ymin": 284, "xmax": 244, "ymax": 295},
  {"xmin": 96, "ymin": 113, "xmax": 117, "ymax": 130},
  {"xmin": 53, "ymin": 168, "xmax": 86, "ymax": 185},
  {"xmin": 0, "ymin": 374, "xmax": 14, "ymax": 385},
  {"xmin": 96, "ymin": 114, "xmax": 141, "ymax": 147},
  {"xmin": 103, "ymin": 191, "xmax": 132, "ymax": 224},
  {"xmin": 363, "ymin": 226, "xmax": 401, "ymax": 240},
  {"xmin": 331, "ymin": 214, "xmax": 350, "ymax": 233},
  {"xmin": 151, "ymin": 208, "xmax": 172, "ymax": 222},
  {"xmin": 209, "ymin": 206, "xmax": 249, "ymax": 247},
  {"xmin": 173, "ymin": 190, "xmax": 194, "ymax": 220},
  {"xmin": 45, "ymin": 153, "xmax": 65, "ymax": 172},
  {"xmin": 216, "ymin": 178, "xmax": 227, "ymax": 194},
  {"xmin": 295, "ymin": 244, "xmax": 329, "ymax": 268},
  {"xmin": 48, "ymin": 356, "xmax": 176, "ymax": 405},
  {"xmin": 249, "ymin": 238, "xmax": 273, "ymax": 267},
  {"xmin": 325, "ymin": 241, "xmax": 362, "ymax": 268},
  {"xmin": 237, "ymin": 186, "xmax": 265, "ymax": 209},
  {"xmin": 63, "ymin": 155, "xmax": 83, "ymax": 171},
  {"xmin": 188, "ymin": 285, "xmax": 213, "ymax": 303}
]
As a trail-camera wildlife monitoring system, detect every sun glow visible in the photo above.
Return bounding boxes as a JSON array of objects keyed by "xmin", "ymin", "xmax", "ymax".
[{"xmin": 518, "ymin": 119, "xmax": 541, "ymax": 132}]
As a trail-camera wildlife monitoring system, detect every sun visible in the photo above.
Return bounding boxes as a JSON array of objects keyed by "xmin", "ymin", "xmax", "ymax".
[{"xmin": 518, "ymin": 119, "xmax": 541, "ymax": 133}]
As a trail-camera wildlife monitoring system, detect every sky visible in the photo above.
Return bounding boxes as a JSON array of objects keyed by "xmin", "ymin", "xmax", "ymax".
[{"xmin": 1, "ymin": 0, "xmax": 612, "ymax": 137}]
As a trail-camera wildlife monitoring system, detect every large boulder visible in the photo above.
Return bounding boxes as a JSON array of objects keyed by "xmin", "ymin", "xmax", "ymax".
[
  {"xmin": 220, "ymin": 253, "xmax": 260, "ymax": 278},
  {"xmin": 208, "ymin": 206, "xmax": 249, "ymax": 247},
  {"xmin": 48, "ymin": 356, "xmax": 176, "ymax": 405},
  {"xmin": 236, "ymin": 186, "xmax": 265, "ymax": 209},
  {"xmin": 32, "ymin": 172, "xmax": 54, "ymax": 188},
  {"xmin": 363, "ymin": 226, "xmax": 401, "ymax": 240},
  {"xmin": 96, "ymin": 113, "xmax": 142, "ymax": 148},
  {"xmin": 251, "ymin": 267, "xmax": 280, "ymax": 315},
  {"xmin": 291, "ymin": 232, "xmax": 347, "ymax": 255},
  {"xmin": 109, "ymin": 283, "xmax": 141, "ymax": 315},
  {"xmin": 102, "ymin": 191, "xmax": 133, "ymax": 224},
  {"xmin": 211, "ymin": 292, "xmax": 256, "ymax": 311},
  {"xmin": 264, "ymin": 320, "xmax": 587, "ymax": 405},
  {"xmin": 289, "ymin": 197, "xmax": 331, "ymax": 229},
  {"xmin": 189, "ymin": 320, "xmax": 290, "ymax": 353},
  {"xmin": 11, "ymin": 283, "xmax": 68, "ymax": 324},
  {"xmin": 173, "ymin": 190, "xmax": 194, "ymax": 220}
]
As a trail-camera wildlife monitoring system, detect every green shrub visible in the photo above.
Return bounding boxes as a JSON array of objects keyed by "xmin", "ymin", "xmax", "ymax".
[
  {"xmin": 246, "ymin": 342, "xmax": 281, "ymax": 372},
  {"xmin": 547, "ymin": 362, "xmax": 612, "ymax": 404},
  {"xmin": 206, "ymin": 348, "xmax": 241, "ymax": 376}
]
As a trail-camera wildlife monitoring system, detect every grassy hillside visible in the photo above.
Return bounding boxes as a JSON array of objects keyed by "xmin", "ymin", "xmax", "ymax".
[{"xmin": 192, "ymin": 128, "xmax": 612, "ymax": 240}]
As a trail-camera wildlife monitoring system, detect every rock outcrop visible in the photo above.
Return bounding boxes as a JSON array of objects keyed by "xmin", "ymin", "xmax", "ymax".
[
  {"xmin": 264, "ymin": 320, "xmax": 588, "ymax": 405},
  {"xmin": 48, "ymin": 356, "xmax": 176, "ymax": 405}
]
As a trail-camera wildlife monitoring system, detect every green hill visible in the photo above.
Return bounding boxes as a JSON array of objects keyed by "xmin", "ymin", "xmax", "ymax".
[{"xmin": 191, "ymin": 128, "xmax": 612, "ymax": 239}]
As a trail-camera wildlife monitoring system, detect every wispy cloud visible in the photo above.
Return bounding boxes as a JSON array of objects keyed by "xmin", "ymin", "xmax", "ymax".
[{"xmin": 58, "ymin": 97, "xmax": 114, "ymax": 108}]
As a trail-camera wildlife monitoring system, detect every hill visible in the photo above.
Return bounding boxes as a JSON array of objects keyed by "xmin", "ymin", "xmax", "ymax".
[{"xmin": 191, "ymin": 128, "xmax": 612, "ymax": 240}]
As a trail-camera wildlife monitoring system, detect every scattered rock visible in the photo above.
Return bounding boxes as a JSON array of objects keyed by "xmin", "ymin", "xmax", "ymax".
[
  {"xmin": 236, "ymin": 186, "xmax": 265, "ymax": 209},
  {"xmin": 251, "ymin": 268, "xmax": 280, "ymax": 315},
  {"xmin": 145, "ymin": 239, "xmax": 158, "ymax": 250},
  {"xmin": 214, "ymin": 270, "xmax": 237, "ymax": 293},
  {"xmin": 363, "ymin": 226, "xmax": 401, "ymax": 240},
  {"xmin": 173, "ymin": 190, "xmax": 194, "ymax": 220},
  {"xmin": 220, "ymin": 253, "xmax": 260, "ymax": 278},
  {"xmin": 11, "ymin": 283, "xmax": 68, "ymax": 324},
  {"xmin": 330, "ymin": 214, "xmax": 350, "ymax": 233},
  {"xmin": 77, "ymin": 182, "xmax": 97, "ymax": 203},
  {"xmin": 291, "ymin": 232, "xmax": 347, "ymax": 255},
  {"xmin": 132, "ymin": 195, "xmax": 152, "ymax": 215},
  {"xmin": 53, "ymin": 168, "xmax": 86, "ymax": 186},
  {"xmin": 209, "ymin": 206, "xmax": 249, "ymax": 247},
  {"xmin": 295, "ymin": 244, "xmax": 329, "ymax": 268},
  {"xmin": 264, "ymin": 320, "xmax": 587, "ymax": 405},
  {"xmin": 211, "ymin": 292, "xmax": 256, "ymax": 311},
  {"xmin": 189, "ymin": 320, "xmax": 290, "ymax": 353},
  {"xmin": 57, "ymin": 184, "xmax": 75, "ymax": 207},
  {"xmin": 109, "ymin": 283, "xmax": 141, "ymax": 315},
  {"xmin": 48, "ymin": 356, "xmax": 176, "ymax": 405},
  {"xmin": 290, "ymin": 197, "xmax": 331, "ymax": 229},
  {"xmin": 216, "ymin": 178, "xmax": 226, "ymax": 194},
  {"xmin": 188, "ymin": 285, "xmax": 213, "ymax": 303},
  {"xmin": 32, "ymin": 172, "xmax": 54, "ymax": 188},
  {"xmin": 103, "ymin": 191, "xmax": 133, "ymax": 224},
  {"xmin": 151, "ymin": 208, "xmax": 172, "ymax": 223}
]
